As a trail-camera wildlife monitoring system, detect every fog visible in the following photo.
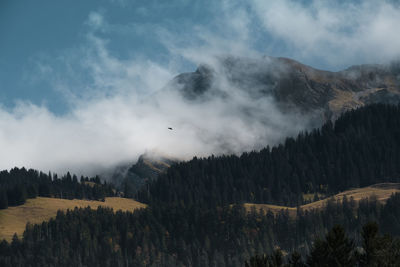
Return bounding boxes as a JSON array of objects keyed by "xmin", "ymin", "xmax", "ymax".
[
  {"xmin": 1, "ymin": 0, "xmax": 400, "ymax": 176},
  {"xmin": 0, "ymin": 43, "xmax": 312, "ymax": 176}
]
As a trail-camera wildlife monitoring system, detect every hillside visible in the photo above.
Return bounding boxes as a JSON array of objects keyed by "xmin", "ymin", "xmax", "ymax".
[
  {"xmin": 0, "ymin": 197, "xmax": 146, "ymax": 241},
  {"xmin": 172, "ymin": 57, "xmax": 400, "ymax": 120},
  {"xmin": 138, "ymin": 104, "xmax": 400, "ymax": 208},
  {"xmin": 0, "ymin": 168, "xmax": 116, "ymax": 210},
  {"xmin": 3, "ymin": 104, "xmax": 400, "ymax": 267},
  {"xmin": 115, "ymin": 58, "xmax": 400, "ymax": 195},
  {"xmin": 116, "ymin": 153, "xmax": 177, "ymax": 197},
  {"xmin": 244, "ymin": 183, "xmax": 400, "ymax": 218}
]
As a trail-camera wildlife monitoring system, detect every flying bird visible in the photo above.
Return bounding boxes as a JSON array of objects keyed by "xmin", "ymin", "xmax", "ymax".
[{"xmin": 168, "ymin": 127, "xmax": 173, "ymax": 130}]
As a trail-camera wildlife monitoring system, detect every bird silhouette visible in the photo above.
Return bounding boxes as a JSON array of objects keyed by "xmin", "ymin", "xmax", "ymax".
[{"xmin": 168, "ymin": 127, "xmax": 173, "ymax": 130}]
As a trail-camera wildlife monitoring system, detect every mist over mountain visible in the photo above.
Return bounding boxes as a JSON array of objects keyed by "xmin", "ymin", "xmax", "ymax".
[
  {"xmin": 3, "ymin": 2, "xmax": 400, "ymax": 265},
  {"xmin": 2, "ymin": 46, "xmax": 400, "ymax": 178},
  {"xmin": 172, "ymin": 56, "xmax": 400, "ymax": 121},
  {"xmin": 110, "ymin": 56, "xmax": 400, "ymax": 185},
  {"xmin": 2, "ymin": 0, "xmax": 400, "ymax": 176}
]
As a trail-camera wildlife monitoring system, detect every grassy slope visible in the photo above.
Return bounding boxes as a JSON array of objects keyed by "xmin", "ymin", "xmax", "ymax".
[
  {"xmin": 0, "ymin": 197, "xmax": 146, "ymax": 241},
  {"xmin": 1, "ymin": 183, "xmax": 397, "ymax": 241},
  {"xmin": 244, "ymin": 183, "xmax": 400, "ymax": 218}
]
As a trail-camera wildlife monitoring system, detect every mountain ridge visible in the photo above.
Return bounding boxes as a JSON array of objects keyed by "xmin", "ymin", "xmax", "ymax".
[
  {"xmin": 172, "ymin": 56, "xmax": 400, "ymax": 120},
  {"xmin": 113, "ymin": 58, "xmax": 400, "ymax": 193}
]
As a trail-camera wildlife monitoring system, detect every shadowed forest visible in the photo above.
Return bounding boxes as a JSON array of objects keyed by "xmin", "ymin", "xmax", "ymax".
[{"xmin": 1, "ymin": 104, "xmax": 400, "ymax": 266}]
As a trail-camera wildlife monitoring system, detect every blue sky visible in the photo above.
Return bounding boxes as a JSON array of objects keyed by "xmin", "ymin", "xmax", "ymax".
[
  {"xmin": 0, "ymin": 0, "xmax": 212, "ymax": 113},
  {"xmin": 1, "ymin": 0, "xmax": 259, "ymax": 114},
  {"xmin": 2, "ymin": 0, "xmax": 399, "ymax": 114},
  {"xmin": 1, "ymin": 0, "xmax": 400, "ymax": 174}
]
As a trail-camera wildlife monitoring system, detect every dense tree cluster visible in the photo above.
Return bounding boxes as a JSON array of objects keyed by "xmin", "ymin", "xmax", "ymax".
[
  {"xmin": 1, "ymin": 193, "xmax": 400, "ymax": 267},
  {"xmin": 137, "ymin": 104, "xmax": 400, "ymax": 207},
  {"xmin": 1, "ymin": 104, "xmax": 400, "ymax": 266},
  {"xmin": 0, "ymin": 167, "xmax": 115, "ymax": 209},
  {"xmin": 246, "ymin": 223, "xmax": 400, "ymax": 267}
]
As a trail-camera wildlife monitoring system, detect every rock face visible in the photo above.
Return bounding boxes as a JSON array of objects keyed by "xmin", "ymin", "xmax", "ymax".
[
  {"xmin": 172, "ymin": 56, "xmax": 400, "ymax": 120},
  {"xmin": 111, "ymin": 154, "xmax": 177, "ymax": 197}
]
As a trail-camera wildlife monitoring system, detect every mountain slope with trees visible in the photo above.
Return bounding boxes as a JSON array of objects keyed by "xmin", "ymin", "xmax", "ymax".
[
  {"xmin": 2, "ymin": 104, "xmax": 400, "ymax": 266},
  {"xmin": 137, "ymin": 104, "xmax": 400, "ymax": 208},
  {"xmin": 1, "ymin": 193, "xmax": 400, "ymax": 266},
  {"xmin": 0, "ymin": 197, "xmax": 146, "ymax": 241},
  {"xmin": 0, "ymin": 168, "xmax": 116, "ymax": 209},
  {"xmin": 246, "ymin": 222, "xmax": 400, "ymax": 267}
]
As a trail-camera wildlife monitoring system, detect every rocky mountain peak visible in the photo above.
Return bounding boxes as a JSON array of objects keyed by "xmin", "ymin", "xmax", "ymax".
[{"xmin": 171, "ymin": 56, "xmax": 400, "ymax": 120}]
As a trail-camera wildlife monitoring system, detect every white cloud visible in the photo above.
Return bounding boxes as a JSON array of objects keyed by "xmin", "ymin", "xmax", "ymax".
[
  {"xmin": 0, "ymin": 27, "xmax": 310, "ymax": 176},
  {"xmin": 250, "ymin": 0, "xmax": 400, "ymax": 67},
  {"xmin": 87, "ymin": 11, "xmax": 105, "ymax": 30},
  {"xmin": 3, "ymin": 1, "xmax": 400, "ymax": 176}
]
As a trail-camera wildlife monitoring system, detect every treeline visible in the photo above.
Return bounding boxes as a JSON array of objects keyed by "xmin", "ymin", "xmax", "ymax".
[
  {"xmin": 0, "ymin": 167, "xmax": 116, "ymax": 209},
  {"xmin": 2, "ymin": 104, "xmax": 400, "ymax": 266},
  {"xmin": 137, "ymin": 104, "xmax": 400, "ymax": 207},
  {"xmin": 246, "ymin": 223, "xmax": 400, "ymax": 267},
  {"xmin": 1, "ymin": 193, "xmax": 400, "ymax": 267}
]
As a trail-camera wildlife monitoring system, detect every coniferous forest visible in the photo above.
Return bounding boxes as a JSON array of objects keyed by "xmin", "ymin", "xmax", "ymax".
[
  {"xmin": 1, "ymin": 104, "xmax": 400, "ymax": 266},
  {"xmin": 137, "ymin": 103, "xmax": 400, "ymax": 208},
  {"xmin": 0, "ymin": 168, "xmax": 115, "ymax": 209}
]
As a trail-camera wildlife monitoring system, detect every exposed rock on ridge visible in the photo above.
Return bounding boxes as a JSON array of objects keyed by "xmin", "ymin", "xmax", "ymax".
[{"xmin": 172, "ymin": 56, "xmax": 400, "ymax": 120}]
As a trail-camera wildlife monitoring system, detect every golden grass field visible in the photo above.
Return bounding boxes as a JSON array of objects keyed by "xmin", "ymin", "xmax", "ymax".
[
  {"xmin": 244, "ymin": 183, "xmax": 400, "ymax": 218},
  {"xmin": 0, "ymin": 197, "xmax": 147, "ymax": 241},
  {"xmin": 1, "ymin": 183, "xmax": 398, "ymax": 242}
]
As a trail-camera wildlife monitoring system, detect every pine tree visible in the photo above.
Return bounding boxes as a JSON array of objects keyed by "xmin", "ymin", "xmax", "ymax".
[
  {"xmin": 359, "ymin": 222, "xmax": 380, "ymax": 266},
  {"xmin": 0, "ymin": 188, "xmax": 8, "ymax": 209},
  {"xmin": 307, "ymin": 225, "xmax": 355, "ymax": 267},
  {"xmin": 288, "ymin": 251, "xmax": 305, "ymax": 267}
]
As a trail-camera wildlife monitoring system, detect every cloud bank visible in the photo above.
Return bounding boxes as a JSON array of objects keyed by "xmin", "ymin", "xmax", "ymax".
[
  {"xmin": 0, "ymin": 34, "xmax": 310, "ymax": 176},
  {"xmin": 1, "ymin": 0, "xmax": 400, "ymax": 176},
  {"xmin": 250, "ymin": 0, "xmax": 400, "ymax": 68}
]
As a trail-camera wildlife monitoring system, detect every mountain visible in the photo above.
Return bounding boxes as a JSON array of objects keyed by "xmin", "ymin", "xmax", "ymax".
[
  {"xmin": 116, "ymin": 57, "xmax": 400, "ymax": 193},
  {"xmin": 110, "ymin": 153, "xmax": 177, "ymax": 197},
  {"xmin": 172, "ymin": 56, "xmax": 400, "ymax": 120},
  {"xmin": 137, "ymin": 104, "xmax": 400, "ymax": 207},
  {"xmin": 3, "ymin": 104, "xmax": 400, "ymax": 267}
]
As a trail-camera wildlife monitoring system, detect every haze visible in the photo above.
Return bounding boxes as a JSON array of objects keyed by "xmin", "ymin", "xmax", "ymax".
[{"xmin": 0, "ymin": 0, "xmax": 400, "ymax": 175}]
